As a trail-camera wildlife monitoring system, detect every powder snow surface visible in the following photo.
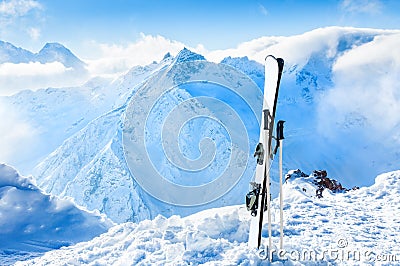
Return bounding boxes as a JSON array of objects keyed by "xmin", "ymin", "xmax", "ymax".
[{"xmin": 16, "ymin": 170, "xmax": 400, "ymax": 265}]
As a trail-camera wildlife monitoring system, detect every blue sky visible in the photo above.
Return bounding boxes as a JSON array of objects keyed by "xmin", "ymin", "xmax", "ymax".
[{"xmin": 0, "ymin": 0, "xmax": 399, "ymax": 58}]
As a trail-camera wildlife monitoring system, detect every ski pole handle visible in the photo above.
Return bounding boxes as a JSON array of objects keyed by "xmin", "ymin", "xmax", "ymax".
[{"xmin": 277, "ymin": 120, "xmax": 285, "ymax": 140}]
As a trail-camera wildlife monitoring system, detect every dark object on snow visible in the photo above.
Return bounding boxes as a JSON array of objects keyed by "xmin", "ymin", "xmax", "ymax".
[
  {"xmin": 313, "ymin": 170, "xmax": 327, "ymax": 179},
  {"xmin": 317, "ymin": 177, "xmax": 344, "ymax": 192},
  {"xmin": 331, "ymin": 179, "xmax": 344, "ymax": 192},
  {"xmin": 246, "ymin": 183, "xmax": 261, "ymax": 216},
  {"xmin": 285, "ymin": 169, "xmax": 308, "ymax": 182},
  {"xmin": 290, "ymin": 169, "xmax": 358, "ymax": 198},
  {"xmin": 320, "ymin": 177, "xmax": 334, "ymax": 190},
  {"xmin": 313, "ymin": 170, "xmax": 350, "ymax": 197},
  {"xmin": 302, "ymin": 188, "xmax": 307, "ymax": 192},
  {"xmin": 316, "ymin": 186, "xmax": 324, "ymax": 198},
  {"xmin": 254, "ymin": 143, "xmax": 264, "ymax": 165}
]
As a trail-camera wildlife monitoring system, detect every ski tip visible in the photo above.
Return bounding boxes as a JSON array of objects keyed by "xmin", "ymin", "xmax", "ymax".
[
  {"xmin": 264, "ymin": 54, "xmax": 277, "ymax": 61},
  {"xmin": 264, "ymin": 55, "xmax": 284, "ymax": 70}
]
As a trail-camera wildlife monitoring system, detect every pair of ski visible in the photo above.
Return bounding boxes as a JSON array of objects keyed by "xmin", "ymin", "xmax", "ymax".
[{"xmin": 247, "ymin": 55, "xmax": 284, "ymax": 257}]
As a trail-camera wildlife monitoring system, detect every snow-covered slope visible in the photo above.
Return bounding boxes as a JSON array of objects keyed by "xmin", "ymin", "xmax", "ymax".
[
  {"xmin": 0, "ymin": 41, "xmax": 35, "ymax": 64},
  {"xmin": 0, "ymin": 86, "xmax": 113, "ymax": 173},
  {"xmin": 33, "ymin": 106, "xmax": 152, "ymax": 223},
  {"xmin": 0, "ymin": 57, "xmax": 170, "ymax": 174},
  {"xmin": 0, "ymin": 163, "xmax": 112, "ymax": 265},
  {"xmin": 17, "ymin": 169, "xmax": 400, "ymax": 265}
]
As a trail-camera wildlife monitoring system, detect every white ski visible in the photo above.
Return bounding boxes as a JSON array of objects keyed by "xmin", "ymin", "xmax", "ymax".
[{"xmin": 247, "ymin": 55, "xmax": 284, "ymax": 251}]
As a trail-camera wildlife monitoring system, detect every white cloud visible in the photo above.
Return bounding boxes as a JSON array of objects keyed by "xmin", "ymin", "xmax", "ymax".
[
  {"xmin": 318, "ymin": 33, "xmax": 400, "ymax": 140},
  {"xmin": 0, "ymin": 62, "xmax": 87, "ymax": 96},
  {"xmin": 0, "ymin": 61, "xmax": 69, "ymax": 76},
  {"xmin": 0, "ymin": 0, "xmax": 41, "ymax": 17},
  {"xmin": 84, "ymin": 33, "xmax": 210, "ymax": 78},
  {"xmin": 200, "ymin": 26, "xmax": 400, "ymax": 147},
  {"xmin": 27, "ymin": 26, "xmax": 40, "ymax": 40},
  {"xmin": 0, "ymin": 102, "xmax": 39, "ymax": 165},
  {"xmin": 85, "ymin": 33, "xmax": 187, "ymax": 77},
  {"xmin": 0, "ymin": 34, "xmax": 204, "ymax": 95},
  {"xmin": 206, "ymin": 27, "xmax": 359, "ymax": 65},
  {"xmin": 84, "ymin": 29, "xmax": 359, "ymax": 81},
  {"xmin": 205, "ymin": 27, "xmax": 400, "ymax": 69},
  {"xmin": 0, "ymin": 0, "xmax": 43, "ymax": 42},
  {"xmin": 340, "ymin": 0, "xmax": 383, "ymax": 15},
  {"xmin": 259, "ymin": 4, "xmax": 268, "ymax": 16}
]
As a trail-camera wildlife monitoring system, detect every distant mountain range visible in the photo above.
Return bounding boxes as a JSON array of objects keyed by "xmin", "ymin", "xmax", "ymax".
[
  {"xmin": 0, "ymin": 41, "xmax": 85, "ymax": 70},
  {"xmin": 1, "ymin": 27, "xmax": 399, "ymax": 224},
  {"xmin": 0, "ymin": 41, "xmax": 88, "ymax": 95}
]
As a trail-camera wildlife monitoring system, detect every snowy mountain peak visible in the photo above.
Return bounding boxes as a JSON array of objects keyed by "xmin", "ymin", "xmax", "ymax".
[
  {"xmin": 0, "ymin": 40, "xmax": 35, "ymax": 64},
  {"xmin": 40, "ymin": 42, "xmax": 67, "ymax": 50},
  {"xmin": 220, "ymin": 56, "xmax": 264, "ymax": 88},
  {"xmin": 0, "ymin": 40, "xmax": 85, "ymax": 71},
  {"xmin": 36, "ymin": 42, "xmax": 85, "ymax": 69},
  {"xmin": 162, "ymin": 52, "xmax": 172, "ymax": 60},
  {"xmin": 174, "ymin": 47, "xmax": 205, "ymax": 63}
]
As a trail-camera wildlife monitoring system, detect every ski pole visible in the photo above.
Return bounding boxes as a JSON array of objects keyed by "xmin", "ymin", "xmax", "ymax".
[{"xmin": 277, "ymin": 120, "xmax": 285, "ymax": 250}]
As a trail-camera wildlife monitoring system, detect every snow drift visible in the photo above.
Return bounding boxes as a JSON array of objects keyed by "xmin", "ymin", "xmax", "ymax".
[{"xmin": 0, "ymin": 163, "xmax": 112, "ymax": 264}]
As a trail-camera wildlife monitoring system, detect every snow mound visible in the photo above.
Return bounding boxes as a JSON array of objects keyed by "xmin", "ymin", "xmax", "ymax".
[
  {"xmin": 0, "ymin": 163, "xmax": 113, "ymax": 263},
  {"xmin": 16, "ymin": 206, "xmax": 263, "ymax": 266},
  {"xmin": 283, "ymin": 169, "xmax": 354, "ymax": 201},
  {"xmin": 366, "ymin": 170, "xmax": 400, "ymax": 196},
  {"xmin": 0, "ymin": 163, "xmax": 37, "ymax": 190}
]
